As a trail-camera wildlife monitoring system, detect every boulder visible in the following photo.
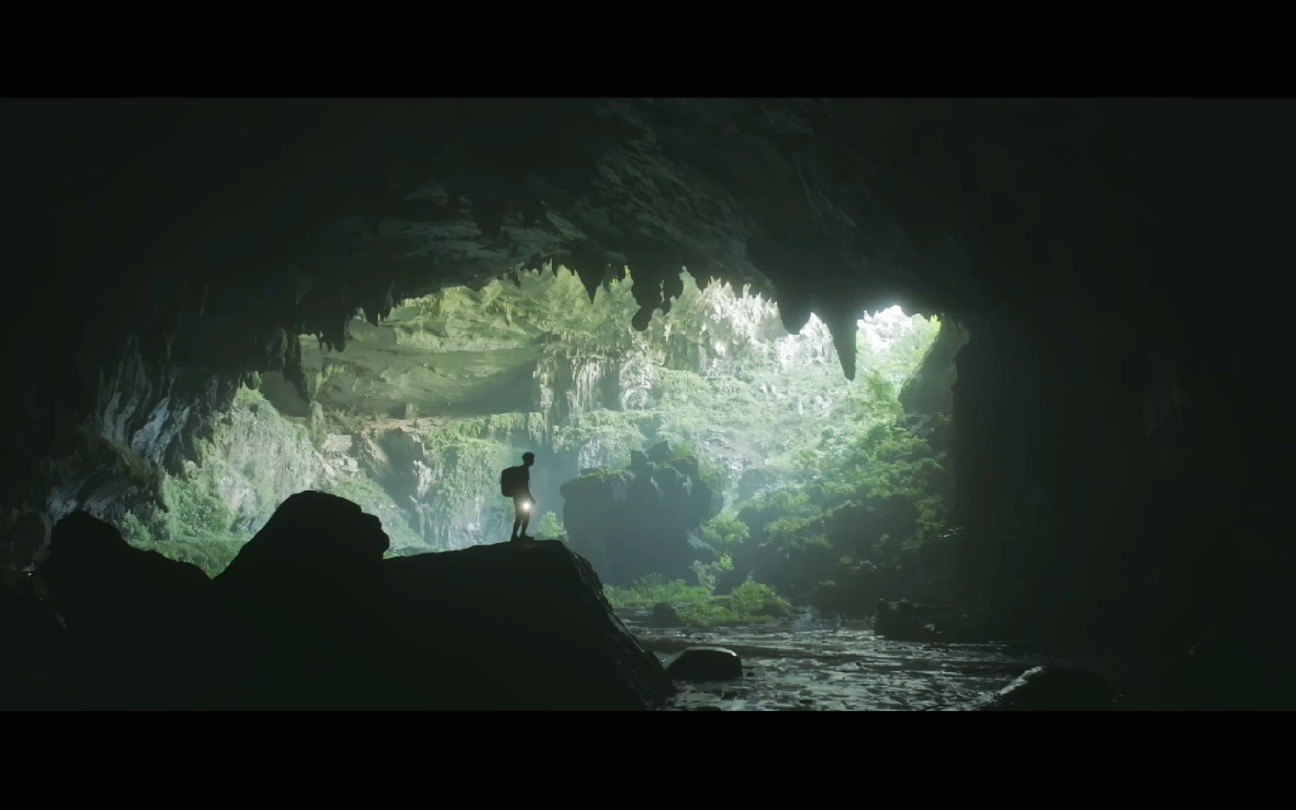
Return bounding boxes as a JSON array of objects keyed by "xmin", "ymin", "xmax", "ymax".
[
  {"xmin": 216, "ymin": 490, "xmax": 390, "ymax": 607},
  {"xmin": 665, "ymin": 646, "xmax": 743, "ymax": 681},
  {"xmin": 210, "ymin": 490, "xmax": 396, "ymax": 709},
  {"xmin": 214, "ymin": 491, "xmax": 674, "ymax": 710},
  {"xmin": 874, "ymin": 598, "xmax": 934, "ymax": 641},
  {"xmin": 35, "ymin": 510, "xmax": 215, "ymax": 708},
  {"xmin": 384, "ymin": 540, "xmax": 675, "ymax": 710},
  {"xmin": 17, "ymin": 492, "xmax": 677, "ymax": 711},
  {"xmin": 652, "ymin": 601, "xmax": 686, "ymax": 627}
]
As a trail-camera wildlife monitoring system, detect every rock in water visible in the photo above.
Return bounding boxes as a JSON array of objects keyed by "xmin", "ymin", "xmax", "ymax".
[
  {"xmin": 652, "ymin": 601, "xmax": 686, "ymax": 628},
  {"xmin": 384, "ymin": 539, "xmax": 676, "ymax": 710},
  {"xmin": 665, "ymin": 646, "xmax": 744, "ymax": 681}
]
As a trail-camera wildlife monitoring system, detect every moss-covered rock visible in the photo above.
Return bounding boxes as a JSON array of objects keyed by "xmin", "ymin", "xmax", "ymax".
[{"xmin": 561, "ymin": 442, "xmax": 719, "ymax": 586}]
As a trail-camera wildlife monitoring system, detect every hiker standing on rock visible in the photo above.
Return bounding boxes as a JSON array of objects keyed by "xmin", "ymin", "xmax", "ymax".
[{"xmin": 500, "ymin": 452, "xmax": 536, "ymax": 543}]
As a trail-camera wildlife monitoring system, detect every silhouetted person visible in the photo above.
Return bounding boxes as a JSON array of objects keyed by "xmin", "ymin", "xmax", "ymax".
[{"xmin": 501, "ymin": 452, "xmax": 536, "ymax": 542}]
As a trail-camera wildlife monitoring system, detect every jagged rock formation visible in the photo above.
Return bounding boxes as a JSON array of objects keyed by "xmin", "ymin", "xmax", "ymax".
[
  {"xmin": 10, "ymin": 494, "xmax": 674, "ymax": 710},
  {"xmin": 2, "ymin": 98, "xmax": 1293, "ymax": 707},
  {"xmin": 34, "ymin": 266, "xmax": 920, "ymax": 567},
  {"xmin": 561, "ymin": 442, "xmax": 719, "ymax": 585},
  {"xmin": 0, "ymin": 100, "xmax": 1130, "ymax": 502}
]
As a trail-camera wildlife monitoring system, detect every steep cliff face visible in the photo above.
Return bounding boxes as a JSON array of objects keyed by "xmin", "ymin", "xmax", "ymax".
[{"xmin": 900, "ymin": 319, "xmax": 969, "ymax": 420}]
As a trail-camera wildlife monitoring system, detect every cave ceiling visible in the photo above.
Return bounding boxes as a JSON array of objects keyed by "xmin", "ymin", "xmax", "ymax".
[
  {"xmin": 2, "ymin": 97, "xmax": 1189, "ymax": 405},
  {"xmin": 5, "ymin": 96, "xmax": 1290, "ymax": 513}
]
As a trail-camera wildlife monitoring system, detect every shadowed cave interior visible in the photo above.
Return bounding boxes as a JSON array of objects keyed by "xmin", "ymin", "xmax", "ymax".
[{"xmin": 0, "ymin": 98, "xmax": 1291, "ymax": 711}]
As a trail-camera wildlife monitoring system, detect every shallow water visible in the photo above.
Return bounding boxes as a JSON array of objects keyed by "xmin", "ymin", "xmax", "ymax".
[{"xmin": 622, "ymin": 611, "xmax": 1131, "ymax": 711}]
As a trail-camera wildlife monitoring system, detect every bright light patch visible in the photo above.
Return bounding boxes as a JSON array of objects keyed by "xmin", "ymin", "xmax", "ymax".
[{"xmin": 855, "ymin": 305, "xmax": 941, "ymax": 386}]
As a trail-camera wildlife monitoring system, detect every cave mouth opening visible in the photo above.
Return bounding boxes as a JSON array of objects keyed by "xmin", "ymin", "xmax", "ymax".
[{"xmin": 88, "ymin": 265, "xmax": 957, "ymax": 624}]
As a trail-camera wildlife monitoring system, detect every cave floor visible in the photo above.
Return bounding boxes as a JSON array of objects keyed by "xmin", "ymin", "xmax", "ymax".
[{"xmin": 623, "ymin": 613, "xmax": 1149, "ymax": 711}]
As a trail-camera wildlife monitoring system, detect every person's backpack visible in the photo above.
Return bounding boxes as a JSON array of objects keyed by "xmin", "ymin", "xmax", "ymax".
[{"xmin": 500, "ymin": 465, "xmax": 525, "ymax": 497}]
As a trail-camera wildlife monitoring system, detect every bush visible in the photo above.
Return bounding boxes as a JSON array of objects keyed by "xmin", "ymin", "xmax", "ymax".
[
  {"xmin": 603, "ymin": 574, "xmax": 791, "ymax": 627},
  {"xmin": 699, "ymin": 511, "xmax": 749, "ymax": 553},
  {"xmin": 535, "ymin": 511, "xmax": 565, "ymax": 539}
]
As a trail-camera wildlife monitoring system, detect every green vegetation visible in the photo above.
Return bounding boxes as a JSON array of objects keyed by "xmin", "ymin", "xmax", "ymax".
[
  {"xmin": 604, "ymin": 576, "xmax": 792, "ymax": 627},
  {"xmin": 116, "ymin": 474, "xmax": 244, "ymax": 577},
  {"xmin": 728, "ymin": 406, "xmax": 954, "ymax": 614},
  {"xmin": 119, "ymin": 510, "xmax": 231, "ymax": 575},
  {"xmin": 535, "ymin": 511, "xmax": 565, "ymax": 539},
  {"xmin": 88, "ymin": 266, "xmax": 948, "ymax": 613},
  {"xmin": 111, "ymin": 385, "xmax": 427, "ymax": 576},
  {"xmin": 698, "ymin": 509, "xmax": 748, "ymax": 554},
  {"xmin": 551, "ymin": 409, "xmax": 652, "ymax": 468}
]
